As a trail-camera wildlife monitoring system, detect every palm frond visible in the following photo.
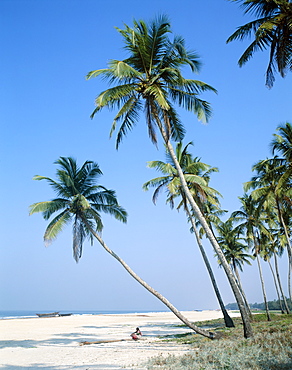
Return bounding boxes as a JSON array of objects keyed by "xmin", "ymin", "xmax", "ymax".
[
  {"xmin": 73, "ymin": 215, "xmax": 86, "ymax": 262},
  {"xmin": 44, "ymin": 211, "xmax": 71, "ymax": 246},
  {"xmin": 110, "ymin": 96, "xmax": 142, "ymax": 148},
  {"xmin": 29, "ymin": 199, "xmax": 69, "ymax": 220}
]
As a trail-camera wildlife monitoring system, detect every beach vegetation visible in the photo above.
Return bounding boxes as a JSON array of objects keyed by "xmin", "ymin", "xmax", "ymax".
[{"xmin": 146, "ymin": 314, "xmax": 292, "ymax": 369}]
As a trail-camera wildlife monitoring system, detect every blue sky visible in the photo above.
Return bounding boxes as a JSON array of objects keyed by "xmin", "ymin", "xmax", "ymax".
[{"xmin": 1, "ymin": 0, "xmax": 291, "ymax": 312}]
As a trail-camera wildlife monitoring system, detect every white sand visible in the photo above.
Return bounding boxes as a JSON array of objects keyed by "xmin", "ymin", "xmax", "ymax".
[{"xmin": 0, "ymin": 310, "xmax": 240, "ymax": 370}]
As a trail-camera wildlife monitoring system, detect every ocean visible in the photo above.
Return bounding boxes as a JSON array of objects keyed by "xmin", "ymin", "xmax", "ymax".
[{"xmin": 0, "ymin": 309, "xmax": 169, "ymax": 320}]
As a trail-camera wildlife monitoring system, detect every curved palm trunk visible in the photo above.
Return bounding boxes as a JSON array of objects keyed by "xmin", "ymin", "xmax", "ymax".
[
  {"xmin": 274, "ymin": 253, "xmax": 290, "ymax": 314},
  {"xmin": 256, "ymin": 254, "xmax": 271, "ymax": 321},
  {"xmin": 186, "ymin": 204, "xmax": 235, "ymax": 328},
  {"xmin": 268, "ymin": 259, "xmax": 285, "ymax": 314},
  {"xmin": 83, "ymin": 219, "xmax": 219, "ymax": 339},
  {"xmin": 154, "ymin": 117, "xmax": 253, "ymax": 338},
  {"xmin": 232, "ymin": 261, "xmax": 253, "ymax": 319}
]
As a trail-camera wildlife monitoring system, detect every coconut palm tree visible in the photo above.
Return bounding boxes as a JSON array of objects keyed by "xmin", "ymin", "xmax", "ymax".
[
  {"xmin": 143, "ymin": 142, "xmax": 235, "ymax": 327},
  {"xmin": 261, "ymin": 228, "xmax": 290, "ymax": 314},
  {"xmin": 87, "ymin": 16, "xmax": 253, "ymax": 337},
  {"xmin": 30, "ymin": 156, "xmax": 219, "ymax": 339},
  {"xmin": 231, "ymin": 194, "xmax": 272, "ymax": 320},
  {"xmin": 216, "ymin": 218, "xmax": 253, "ymax": 318},
  {"xmin": 227, "ymin": 0, "xmax": 292, "ymax": 87}
]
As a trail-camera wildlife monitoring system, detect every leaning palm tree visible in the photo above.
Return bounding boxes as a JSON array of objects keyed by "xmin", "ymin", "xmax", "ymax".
[
  {"xmin": 143, "ymin": 142, "xmax": 235, "ymax": 327},
  {"xmin": 87, "ymin": 16, "xmax": 253, "ymax": 338},
  {"xmin": 30, "ymin": 157, "xmax": 219, "ymax": 339},
  {"xmin": 227, "ymin": 0, "xmax": 292, "ymax": 87}
]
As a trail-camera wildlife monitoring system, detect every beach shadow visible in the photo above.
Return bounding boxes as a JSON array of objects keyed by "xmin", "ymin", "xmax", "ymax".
[
  {"xmin": 0, "ymin": 332, "xmax": 100, "ymax": 349},
  {"xmin": 0, "ymin": 339, "xmax": 39, "ymax": 348}
]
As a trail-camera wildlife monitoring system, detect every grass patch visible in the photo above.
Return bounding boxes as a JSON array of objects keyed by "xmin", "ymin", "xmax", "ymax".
[{"xmin": 145, "ymin": 313, "xmax": 292, "ymax": 369}]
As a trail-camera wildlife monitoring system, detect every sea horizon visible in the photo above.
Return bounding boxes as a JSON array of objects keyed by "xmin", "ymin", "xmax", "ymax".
[{"xmin": 0, "ymin": 308, "xmax": 207, "ymax": 320}]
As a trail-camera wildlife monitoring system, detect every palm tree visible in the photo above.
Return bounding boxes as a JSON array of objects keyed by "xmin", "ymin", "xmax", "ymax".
[
  {"xmin": 261, "ymin": 229, "xmax": 290, "ymax": 314},
  {"xmin": 87, "ymin": 16, "xmax": 253, "ymax": 338},
  {"xmin": 143, "ymin": 142, "xmax": 235, "ymax": 327},
  {"xmin": 227, "ymin": 0, "xmax": 292, "ymax": 88},
  {"xmin": 216, "ymin": 218, "xmax": 253, "ymax": 318},
  {"xmin": 29, "ymin": 157, "xmax": 219, "ymax": 339},
  {"xmin": 231, "ymin": 194, "xmax": 272, "ymax": 320}
]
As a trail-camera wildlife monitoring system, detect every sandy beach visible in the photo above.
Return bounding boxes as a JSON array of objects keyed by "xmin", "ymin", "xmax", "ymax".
[{"xmin": 0, "ymin": 310, "xmax": 240, "ymax": 370}]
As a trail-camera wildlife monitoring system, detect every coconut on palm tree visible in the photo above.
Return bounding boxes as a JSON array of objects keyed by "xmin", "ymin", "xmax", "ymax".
[
  {"xmin": 87, "ymin": 16, "xmax": 253, "ymax": 338},
  {"xmin": 30, "ymin": 156, "xmax": 219, "ymax": 339},
  {"xmin": 227, "ymin": 0, "xmax": 292, "ymax": 88},
  {"xmin": 143, "ymin": 142, "xmax": 235, "ymax": 327}
]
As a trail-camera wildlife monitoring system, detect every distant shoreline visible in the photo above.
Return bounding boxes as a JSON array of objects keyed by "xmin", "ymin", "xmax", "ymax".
[{"xmin": 0, "ymin": 308, "xmax": 212, "ymax": 320}]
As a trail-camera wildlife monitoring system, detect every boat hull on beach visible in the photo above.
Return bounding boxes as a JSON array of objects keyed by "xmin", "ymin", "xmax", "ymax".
[{"xmin": 36, "ymin": 312, "xmax": 59, "ymax": 317}]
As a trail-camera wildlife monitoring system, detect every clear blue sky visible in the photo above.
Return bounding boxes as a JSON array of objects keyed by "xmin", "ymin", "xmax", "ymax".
[{"xmin": 1, "ymin": 0, "xmax": 291, "ymax": 312}]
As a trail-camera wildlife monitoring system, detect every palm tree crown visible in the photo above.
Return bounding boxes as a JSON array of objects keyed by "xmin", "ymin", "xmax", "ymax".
[
  {"xmin": 272, "ymin": 122, "xmax": 292, "ymax": 162},
  {"xmin": 216, "ymin": 219, "xmax": 252, "ymax": 272},
  {"xmin": 143, "ymin": 141, "xmax": 221, "ymax": 210},
  {"xmin": 87, "ymin": 15, "xmax": 217, "ymax": 148},
  {"xmin": 29, "ymin": 157, "xmax": 127, "ymax": 262},
  {"xmin": 227, "ymin": 0, "xmax": 292, "ymax": 87}
]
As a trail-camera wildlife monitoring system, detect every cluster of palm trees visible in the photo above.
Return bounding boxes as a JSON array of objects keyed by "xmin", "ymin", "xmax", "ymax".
[
  {"xmin": 217, "ymin": 123, "xmax": 292, "ymax": 320},
  {"xmin": 30, "ymin": 1, "xmax": 292, "ymax": 341}
]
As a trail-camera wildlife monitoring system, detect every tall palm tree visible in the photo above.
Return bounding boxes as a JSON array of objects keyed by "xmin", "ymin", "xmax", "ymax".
[
  {"xmin": 87, "ymin": 16, "xmax": 253, "ymax": 338},
  {"xmin": 143, "ymin": 142, "xmax": 235, "ymax": 327},
  {"xmin": 231, "ymin": 194, "xmax": 272, "ymax": 320},
  {"xmin": 227, "ymin": 0, "xmax": 292, "ymax": 87},
  {"xmin": 30, "ymin": 157, "xmax": 219, "ymax": 339},
  {"xmin": 261, "ymin": 229, "xmax": 290, "ymax": 314},
  {"xmin": 216, "ymin": 218, "xmax": 253, "ymax": 318}
]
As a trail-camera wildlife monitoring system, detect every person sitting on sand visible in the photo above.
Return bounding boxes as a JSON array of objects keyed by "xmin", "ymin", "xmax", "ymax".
[{"xmin": 131, "ymin": 327, "xmax": 142, "ymax": 340}]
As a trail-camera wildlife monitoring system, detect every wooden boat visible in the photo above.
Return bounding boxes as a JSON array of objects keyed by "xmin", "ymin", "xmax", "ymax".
[
  {"xmin": 36, "ymin": 312, "xmax": 59, "ymax": 317},
  {"xmin": 58, "ymin": 313, "xmax": 72, "ymax": 317}
]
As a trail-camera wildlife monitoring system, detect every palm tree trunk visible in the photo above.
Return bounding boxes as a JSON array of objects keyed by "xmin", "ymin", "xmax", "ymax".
[
  {"xmin": 256, "ymin": 254, "xmax": 271, "ymax": 321},
  {"xmin": 83, "ymin": 219, "xmax": 219, "ymax": 339},
  {"xmin": 154, "ymin": 116, "xmax": 253, "ymax": 338},
  {"xmin": 232, "ymin": 262, "xmax": 253, "ymax": 319},
  {"xmin": 186, "ymin": 204, "xmax": 235, "ymax": 327},
  {"xmin": 268, "ymin": 259, "xmax": 285, "ymax": 314},
  {"xmin": 289, "ymin": 262, "xmax": 292, "ymax": 304},
  {"xmin": 276, "ymin": 201, "xmax": 292, "ymax": 302},
  {"xmin": 274, "ymin": 253, "xmax": 290, "ymax": 314}
]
